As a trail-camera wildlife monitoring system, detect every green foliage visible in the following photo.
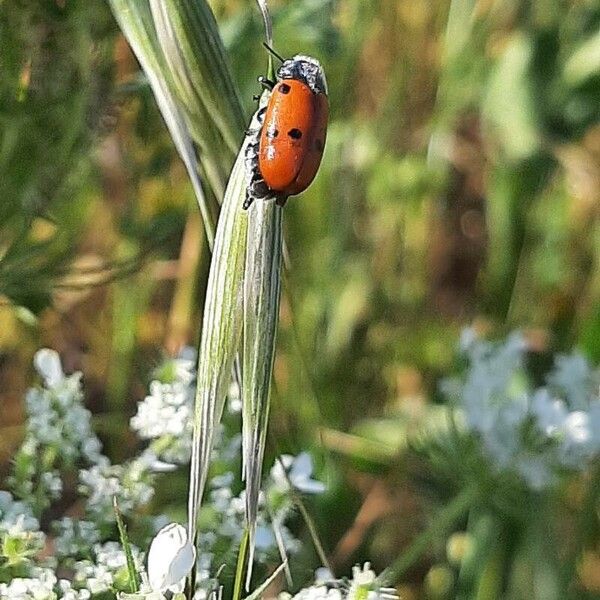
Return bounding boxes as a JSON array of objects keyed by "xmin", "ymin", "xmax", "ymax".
[
  {"xmin": 114, "ymin": 498, "xmax": 141, "ymax": 594},
  {"xmin": 0, "ymin": 1, "xmax": 115, "ymax": 312},
  {"xmin": 2, "ymin": 0, "xmax": 600, "ymax": 598}
]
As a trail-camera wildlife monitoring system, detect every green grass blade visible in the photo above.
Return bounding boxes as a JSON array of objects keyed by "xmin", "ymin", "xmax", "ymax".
[
  {"xmin": 378, "ymin": 483, "xmax": 480, "ymax": 586},
  {"xmin": 243, "ymin": 560, "xmax": 288, "ymax": 600},
  {"xmin": 187, "ymin": 141, "xmax": 249, "ymax": 543},
  {"xmin": 232, "ymin": 527, "xmax": 250, "ymax": 600},
  {"xmin": 242, "ymin": 198, "xmax": 284, "ymax": 589},
  {"xmin": 148, "ymin": 0, "xmax": 235, "ymax": 200},
  {"xmin": 109, "ymin": 0, "xmax": 216, "ymax": 247},
  {"xmin": 158, "ymin": 0, "xmax": 246, "ymax": 153},
  {"xmin": 113, "ymin": 496, "xmax": 141, "ymax": 593}
]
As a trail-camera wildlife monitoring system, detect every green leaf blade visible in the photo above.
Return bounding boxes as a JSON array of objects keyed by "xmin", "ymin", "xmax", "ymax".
[
  {"xmin": 187, "ymin": 141, "xmax": 249, "ymax": 542},
  {"xmin": 242, "ymin": 198, "xmax": 284, "ymax": 589}
]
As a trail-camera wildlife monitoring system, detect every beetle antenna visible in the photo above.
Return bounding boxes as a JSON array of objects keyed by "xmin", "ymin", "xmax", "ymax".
[{"xmin": 262, "ymin": 42, "xmax": 285, "ymax": 63}]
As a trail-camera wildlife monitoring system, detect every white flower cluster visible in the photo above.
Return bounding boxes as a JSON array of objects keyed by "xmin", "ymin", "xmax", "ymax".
[
  {"xmin": 0, "ymin": 490, "xmax": 39, "ymax": 532},
  {"xmin": 79, "ymin": 460, "xmax": 154, "ymax": 522},
  {"xmin": 216, "ymin": 486, "xmax": 299, "ymax": 555},
  {"xmin": 0, "ymin": 566, "xmax": 91, "ymax": 600},
  {"xmin": 0, "ymin": 491, "xmax": 45, "ymax": 566},
  {"xmin": 72, "ymin": 541, "xmax": 143, "ymax": 596},
  {"xmin": 52, "ymin": 518, "xmax": 101, "ymax": 559},
  {"xmin": 451, "ymin": 330, "xmax": 600, "ymax": 489},
  {"xmin": 186, "ymin": 452, "xmax": 325, "ymax": 585},
  {"xmin": 280, "ymin": 563, "xmax": 397, "ymax": 600},
  {"xmin": 130, "ymin": 349, "xmax": 241, "ymax": 465},
  {"xmin": 130, "ymin": 354, "xmax": 196, "ymax": 464},
  {"xmin": 26, "ymin": 349, "xmax": 106, "ymax": 465},
  {"xmin": 9, "ymin": 350, "xmax": 107, "ymax": 510},
  {"xmin": 1, "ymin": 348, "xmax": 327, "ymax": 599}
]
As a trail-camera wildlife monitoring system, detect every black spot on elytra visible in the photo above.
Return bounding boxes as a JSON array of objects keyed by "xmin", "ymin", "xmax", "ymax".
[
  {"xmin": 288, "ymin": 128, "xmax": 302, "ymax": 140},
  {"xmin": 266, "ymin": 127, "xmax": 279, "ymax": 139},
  {"xmin": 279, "ymin": 83, "xmax": 291, "ymax": 94},
  {"xmin": 315, "ymin": 139, "xmax": 324, "ymax": 152}
]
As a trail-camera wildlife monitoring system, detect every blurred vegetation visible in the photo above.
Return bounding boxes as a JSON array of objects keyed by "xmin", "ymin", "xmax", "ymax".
[{"xmin": 1, "ymin": 0, "xmax": 600, "ymax": 597}]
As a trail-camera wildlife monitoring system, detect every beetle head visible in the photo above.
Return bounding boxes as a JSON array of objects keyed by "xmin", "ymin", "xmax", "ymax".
[{"xmin": 277, "ymin": 55, "xmax": 328, "ymax": 96}]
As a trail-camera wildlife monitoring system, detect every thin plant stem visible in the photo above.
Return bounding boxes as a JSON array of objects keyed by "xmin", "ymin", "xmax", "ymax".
[
  {"xmin": 293, "ymin": 490, "xmax": 333, "ymax": 575},
  {"xmin": 233, "ymin": 527, "xmax": 250, "ymax": 600},
  {"xmin": 268, "ymin": 505, "xmax": 293, "ymax": 587},
  {"xmin": 378, "ymin": 483, "xmax": 479, "ymax": 586},
  {"xmin": 275, "ymin": 456, "xmax": 334, "ymax": 575},
  {"xmin": 113, "ymin": 497, "xmax": 141, "ymax": 593}
]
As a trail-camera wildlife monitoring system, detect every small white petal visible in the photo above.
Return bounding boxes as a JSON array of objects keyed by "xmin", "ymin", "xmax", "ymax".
[
  {"xmin": 147, "ymin": 523, "xmax": 195, "ymax": 592},
  {"xmin": 565, "ymin": 411, "xmax": 591, "ymax": 444},
  {"xmin": 290, "ymin": 452, "xmax": 313, "ymax": 480},
  {"xmin": 34, "ymin": 349, "xmax": 64, "ymax": 388},
  {"xmin": 118, "ymin": 592, "xmax": 166, "ymax": 600},
  {"xmin": 295, "ymin": 479, "xmax": 326, "ymax": 494}
]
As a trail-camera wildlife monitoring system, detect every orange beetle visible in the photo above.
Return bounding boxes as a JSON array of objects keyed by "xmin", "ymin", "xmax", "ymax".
[{"xmin": 244, "ymin": 55, "xmax": 328, "ymax": 209}]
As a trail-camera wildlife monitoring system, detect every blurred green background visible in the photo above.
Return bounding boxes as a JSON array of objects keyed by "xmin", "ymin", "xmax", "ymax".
[{"xmin": 1, "ymin": 0, "xmax": 600, "ymax": 597}]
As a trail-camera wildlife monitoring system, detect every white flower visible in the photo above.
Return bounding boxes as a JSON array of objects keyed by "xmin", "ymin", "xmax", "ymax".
[
  {"xmin": 53, "ymin": 518, "xmax": 100, "ymax": 558},
  {"xmin": 72, "ymin": 542, "xmax": 143, "ymax": 596},
  {"xmin": 449, "ymin": 331, "xmax": 600, "ymax": 490},
  {"xmin": 58, "ymin": 579, "xmax": 91, "ymax": 600},
  {"xmin": 79, "ymin": 462, "xmax": 154, "ymax": 521},
  {"xmin": 41, "ymin": 470, "xmax": 62, "ymax": 499},
  {"xmin": 561, "ymin": 411, "xmax": 594, "ymax": 467},
  {"xmin": 136, "ymin": 450, "xmax": 177, "ymax": 473},
  {"xmin": 130, "ymin": 380, "xmax": 193, "ymax": 464},
  {"xmin": 281, "ymin": 563, "xmax": 397, "ymax": 600},
  {"xmin": 34, "ymin": 349, "xmax": 65, "ymax": 388},
  {"xmin": 117, "ymin": 592, "xmax": 166, "ymax": 600},
  {"xmin": 0, "ymin": 567, "xmax": 58, "ymax": 600},
  {"xmin": 314, "ymin": 568, "xmax": 334, "ymax": 584},
  {"xmin": 147, "ymin": 523, "xmax": 195, "ymax": 593},
  {"xmin": 531, "ymin": 389, "xmax": 567, "ymax": 437},
  {"xmin": 281, "ymin": 586, "xmax": 343, "ymax": 600},
  {"xmin": 564, "ymin": 411, "xmax": 591, "ymax": 445},
  {"xmin": 348, "ymin": 563, "xmax": 398, "ymax": 600},
  {"xmin": 547, "ymin": 352, "xmax": 595, "ymax": 410},
  {"xmin": 0, "ymin": 491, "xmax": 39, "ymax": 531},
  {"xmin": 271, "ymin": 453, "xmax": 326, "ymax": 494}
]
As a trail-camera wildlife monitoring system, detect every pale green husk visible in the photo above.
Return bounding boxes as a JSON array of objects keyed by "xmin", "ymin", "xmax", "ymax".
[
  {"xmin": 108, "ymin": 0, "xmax": 217, "ymax": 247},
  {"xmin": 187, "ymin": 143, "xmax": 248, "ymax": 541},
  {"xmin": 110, "ymin": 0, "xmax": 286, "ymax": 588},
  {"xmin": 242, "ymin": 197, "xmax": 284, "ymax": 588}
]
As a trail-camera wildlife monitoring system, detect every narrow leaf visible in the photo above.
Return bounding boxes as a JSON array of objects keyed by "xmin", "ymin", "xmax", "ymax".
[
  {"xmin": 109, "ymin": 0, "xmax": 216, "ymax": 247},
  {"xmin": 244, "ymin": 561, "xmax": 288, "ymax": 600},
  {"xmin": 159, "ymin": 0, "xmax": 246, "ymax": 153},
  {"xmin": 113, "ymin": 496, "xmax": 141, "ymax": 593},
  {"xmin": 232, "ymin": 528, "xmax": 250, "ymax": 600},
  {"xmin": 242, "ymin": 197, "xmax": 284, "ymax": 589},
  {"xmin": 187, "ymin": 138, "xmax": 249, "ymax": 542},
  {"xmin": 148, "ymin": 0, "xmax": 234, "ymax": 200}
]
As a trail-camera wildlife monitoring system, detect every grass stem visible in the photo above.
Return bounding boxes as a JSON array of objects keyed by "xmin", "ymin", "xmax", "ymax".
[
  {"xmin": 378, "ymin": 483, "xmax": 479, "ymax": 586},
  {"xmin": 233, "ymin": 527, "xmax": 250, "ymax": 600}
]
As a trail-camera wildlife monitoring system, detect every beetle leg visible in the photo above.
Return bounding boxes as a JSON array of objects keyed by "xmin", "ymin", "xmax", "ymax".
[
  {"xmin": 243, "ymin": 178, "xmax": 270, "ymax": 210},
  {"xmin": 251, "ymin": 178, "xmax": 270, "ymax": 198},
  {"xmin": 245, "ymin": 107, "xmax": 267, "ymax": 136}
]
